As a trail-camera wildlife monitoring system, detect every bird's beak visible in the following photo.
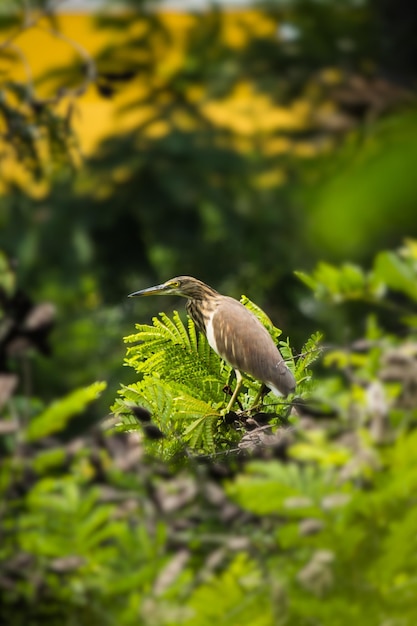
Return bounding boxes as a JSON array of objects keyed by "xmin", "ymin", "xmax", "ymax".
[{"xmin": 128, "ymin": 283, "xmax": 169, "ymax": 298}]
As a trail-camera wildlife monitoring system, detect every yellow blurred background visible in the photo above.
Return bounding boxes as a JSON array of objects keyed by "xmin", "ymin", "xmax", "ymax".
[{"xmin": 1, "ymin": 8, "xmax": 320, "ymax": 193}]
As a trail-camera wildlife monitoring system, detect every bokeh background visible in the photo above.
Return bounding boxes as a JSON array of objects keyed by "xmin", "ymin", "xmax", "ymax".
[{"xmin": 2, "ymin": 3, "xmax": 417, "ymax": 624}]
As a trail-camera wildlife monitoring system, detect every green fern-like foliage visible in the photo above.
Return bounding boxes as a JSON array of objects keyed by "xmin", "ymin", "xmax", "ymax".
[
  {"xmin": 113, "ymin": 301, "xmax": 319, "ymax": 457},
  {"xmin": 26, "ymin": 381, "xmax": 107, "ymax": 442},
  {"xmin": 124, "ymin": 311, "xmax": 226, "ymax": 401},
  {"xmin": 180, "ymin": 554, "xmax": 275, "ymax": 626},
  {"xmin": 294, "ymin": 331, "xmax": 324, "ymax": 385},
  {"xmin": 113, "ymin": 311, "xmax": 229, "ymax": 455}
]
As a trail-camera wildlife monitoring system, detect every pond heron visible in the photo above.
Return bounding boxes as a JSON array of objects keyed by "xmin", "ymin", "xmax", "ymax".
[{"xmin": 129, "ymin": 276, "xmax": 296, "ymax": 412}]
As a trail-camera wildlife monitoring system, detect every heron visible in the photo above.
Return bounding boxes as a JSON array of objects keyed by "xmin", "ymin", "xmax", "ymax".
[{"xmin": 128, "ymin": 276, "xmax": 296, "ymax": 412}]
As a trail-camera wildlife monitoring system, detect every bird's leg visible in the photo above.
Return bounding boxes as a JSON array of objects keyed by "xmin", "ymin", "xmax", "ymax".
[
  {"xmin": 225, "ymin": 369, "xmax": 243, "ymax": 413},
  {"xmin": 251, "ymin": 383, "xmax": 268, "ymax": 409}
]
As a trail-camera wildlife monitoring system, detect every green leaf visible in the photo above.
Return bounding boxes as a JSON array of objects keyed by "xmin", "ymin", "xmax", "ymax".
[
  {"xmin": 227, "ymin": 460, "xmax": 335, "ymax": 517},
  {"xmin": 26, "ymin": 381, "xmax": 106, "ymax": 441},
  {"xmin": 183, "ymin": 554, "xmax": 274, "ymax": 626},
  {"xmin": 339, "ymin": 263, "xmax": 366, "ymax": 295},
  {"xmin": 294, "ymin": 270, "xmax": 318, "ymax": 292},
  {"xmin": 374, "ymin": 250, "xmax": 417, "ymax": 301}
]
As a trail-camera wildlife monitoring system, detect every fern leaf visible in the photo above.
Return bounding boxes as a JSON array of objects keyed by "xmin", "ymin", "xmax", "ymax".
[
  {"xmin": 184, "ymin": 415, "xmax": 214, "ymax": 451},
  {"xmin": 120, "ymin": 379, "xmax": 174, "ymax": 428},
  {"xmin": 184, "ymin": 554, "xmax": 273, "ymax": 626},
  {"xmin": 173, "ymin": 310, "xmax": 193, "ymax": 349},
  {"xmin": 157, "ymin": 311, "xmax": 188, "ymax": 347},
  {"xmin": 296, "ymin": 331, "xmax": 324, "ymax": 382},
  {"xmin": 27, "ymin": 381, "xmax": 106, "ymax": 442},
  {"xmin": 279, "ymin": 337, "xmax": 296, "ymax": 374},
  {"xmin": 187, "ymin": 316, "xmax": 199, "ymax": 352}
]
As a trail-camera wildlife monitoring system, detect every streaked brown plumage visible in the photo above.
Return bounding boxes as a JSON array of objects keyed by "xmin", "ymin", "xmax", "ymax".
[{"xmin": 128, "ymin": 276, "xmax": 296, "ymax": 411}]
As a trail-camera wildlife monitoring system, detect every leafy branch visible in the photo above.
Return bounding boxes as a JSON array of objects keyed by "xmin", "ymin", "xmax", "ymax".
[
  {"xmin": 0, "ymin": 0, "xmax": 98, "ymax": 179},
  {"xmin": 295, "ymin": 239, "xmax": 417, "ymax": 322},
  {"xmin": 113, "ymin": 299, "xmax": 321, "ymax": 457}
]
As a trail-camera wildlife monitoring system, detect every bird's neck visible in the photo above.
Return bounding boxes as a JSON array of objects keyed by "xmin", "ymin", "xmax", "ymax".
[{"xmin": 186, "ymin": 295, "xmax": 218, "ymax": 335}]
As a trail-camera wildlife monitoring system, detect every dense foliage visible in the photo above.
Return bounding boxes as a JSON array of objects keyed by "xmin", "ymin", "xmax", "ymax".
[{"xmin": 2, "ymin": 242, "xmax": 417, "ymax": 625}]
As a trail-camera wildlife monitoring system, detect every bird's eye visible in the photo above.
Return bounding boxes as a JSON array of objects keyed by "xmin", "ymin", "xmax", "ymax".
[{"xmin": 171, "ymin": 281, "xmax": 180, "ymax": 288}]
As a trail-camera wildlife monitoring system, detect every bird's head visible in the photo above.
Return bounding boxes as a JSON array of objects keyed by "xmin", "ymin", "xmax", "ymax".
[{"xmin": 128, "ymin": 276, "xmax": 217, "ymax": 300}]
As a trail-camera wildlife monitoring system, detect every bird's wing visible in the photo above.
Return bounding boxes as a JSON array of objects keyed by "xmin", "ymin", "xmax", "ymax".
[{"xmin": 211, "ymin": 297, "xmax": 295, "ymax": 395}]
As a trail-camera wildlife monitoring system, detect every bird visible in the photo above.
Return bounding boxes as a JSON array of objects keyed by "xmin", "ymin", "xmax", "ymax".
[{"xmin": 128, "ymin": 276, "xmax": 296, "ymax": 412}]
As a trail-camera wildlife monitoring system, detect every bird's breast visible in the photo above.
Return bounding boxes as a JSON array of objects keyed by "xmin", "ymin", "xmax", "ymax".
[
  {"xmin": 206, "ymin": 305, "xmax": 244, "ymax": 368},
  {"xmin": 205, "ymin": 312, "xmax": 219, "ymax": 355}
]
